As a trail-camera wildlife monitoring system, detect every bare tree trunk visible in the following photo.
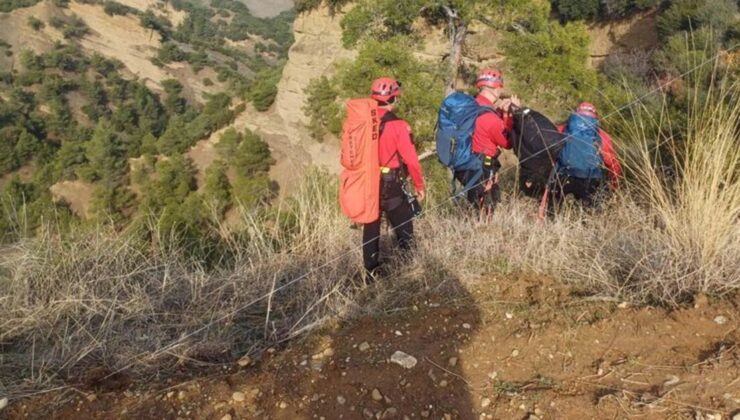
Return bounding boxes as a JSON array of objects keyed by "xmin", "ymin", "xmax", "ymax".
[{"xmin": 443, "ymin": 6, "xmax": 467, "ymax": 96}]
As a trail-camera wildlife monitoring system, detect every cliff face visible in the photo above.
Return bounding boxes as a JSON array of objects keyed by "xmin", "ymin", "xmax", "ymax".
[
  {"xmin": 186, "ymin": 7, "xmax": 353, "ymax": 197},
  {"xmin": 271, "ymin": 6, "xmax": 356, "ymax": 144}
]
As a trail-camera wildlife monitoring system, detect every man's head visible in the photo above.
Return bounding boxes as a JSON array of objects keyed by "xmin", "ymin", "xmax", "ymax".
[
  {"xmin": 576, "ymin": 101, "xmax": 598, "ymax": 118},
  {"xmin": 476, "ymin": 68, "xmax": 504, "ymax": 99},
  {"xmin": 371, "ymin": 77, "xmax": 401, "ymax": 109}
]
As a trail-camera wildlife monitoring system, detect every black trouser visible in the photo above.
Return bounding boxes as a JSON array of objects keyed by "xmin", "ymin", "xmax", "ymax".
[
  {"xmin": 548, "ymin": 175, "xmax": 602, "ymax": 214},
  {"xmin": 454, "ymin": 167, "xmax": 501, "ymax": 210},
  {"xmin": 362, "ymin": 173, "xmax": 414, "ymax": 272}
]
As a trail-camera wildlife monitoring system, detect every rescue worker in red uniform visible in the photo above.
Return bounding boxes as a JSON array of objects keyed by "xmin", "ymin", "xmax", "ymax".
[
  {"xmin": 455, "ymin": 68, "xmax": 520, "ymax": 213},
  {"xmin": 363, "ymin": 77, "xmax": 425, "ymax": 279},
  {"xmin": 550, "ymin": 102, "xmax": 622, "ymax": 211}
]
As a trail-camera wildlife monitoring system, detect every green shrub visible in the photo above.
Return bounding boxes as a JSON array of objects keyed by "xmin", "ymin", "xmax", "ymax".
[
  {"xmin": 158, "ymin": 42, "xmax": 188, "ymax": 63},
  {"xmin": 103, "ymin": 1, "xmax": 137, "ymax": 16},
  {"xmin": 554, "ymin": 0, "xmax": 599, "ymax": 21},
  {"xmin": 140, "ymin": 11, "xmax": 173, "ymax": 40},
  {"xmin": 27, "ymin": 17, "xmax": 45, "ymax": 31},
  {"xmin": 248, "ymin": 68, "xmax": 281, "ymax": 111},
  {"xmin": 156, "ymin": 116, "xmax": 191, "ymax": 155},
  {"xmin": 49, "ymin": 16, "xmax": 65, "ymax": 29},
  {"xmin": 656, "ymin": 0, "xmax": 738, "ymax": 40},
  {"xmin": 0, "ymin": 0, "xmax": 40, "ymax": 12},
  {"xmin": 62, "ymin": 16, "xmax": 89, "ymax": 40},
  {"xmin": 232, "ymin": 173, "xmax": 273, "ymax": 209},
  {"xmin": 304, "ymin": 76, "xmax": 342, "ymax": 140},
  {"xmin": 233, "ymin": 129, "xmax": 273, "ymax": 175},
  {"xmin": 203, "ymin": 160, "xmax": 231, "ymax": 216},
  {"xmin": 503, "ymin": 21, "xmax": 597, "ymax": 111}
]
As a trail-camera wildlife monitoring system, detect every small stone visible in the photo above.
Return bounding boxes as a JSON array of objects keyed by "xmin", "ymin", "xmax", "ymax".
[
  {"xmin": 237, "ymin": 355, "xmax": 251, "ymax": 367},
  {"xmin": 359, "ymin": 342, "xmax": 371, "ymax": 352},
  {"xmin": 363, "ymin": 408, "xmax": 374, "ymax": 419},
  {"xmin": 279, "ymin": 401, "xmax": 288, "ymax": 409},
  {"xmin": 448, "ymin": 357, "xmax": 458, "ymax": 367},
  {"xmin": 395, "ymin": 330, "xmax": 403, "ymax": 336},
  {"xmin": 617, "ymin": 302, "xmax": 630, "ymax": 309},
  {"xmin": 519, "ymin": 403, "xmax": 527, "ymax": 411},
  {"xmin": 177, "ymin": 391, "xmax": 186, "ymax": 400},
  {"xmin": 382, "ymin": 407, "xmax": 398, "ymax": 418},
  {"xmin": 390, "ymin": 351, "xmax": 417, "ymax": 369},
  {"xmin": 86, "ymin": 394, "xmax": 97, "ymax": 402},
  {"xmin": 488, "ymin": 371, "xmax": 498, "ymax": 380},
  {"xmin": 220, "ymin": 415, "xmax": 232, "ymax": 420},
  {"xmin": 371, "ymin": 389, "xmax": 383, "ymax": 401},
  {"xmin": 231, "ymin": 392, "xmax": 245, "ymax": 402},
  {"xmin": 337, "ymin": 396, "xmax": 346, "ymax": 405},
  {"xmin": 511, "ymin": 349, "xmax": 520, "ymax": 357},
  {"xmin": 166, "ymin": 391, "xmax": 175, "ymax": 399},
  {"xmin": 439, "ymin": 380, "xmax": 448, "ymax": 387},
  {"xmin": 731, "ymin": 413, "xmax": 740, "ymax": 420},
  {"xmin": 534, "ymin": 408, "xmax": 544, "ymax": 416},
  {"xmin": 505, "ymin": 312, "xmax": 514, "ymax": 319},
  {"xmin": 481, "ymin": 397, "xmax": 492, "ymax": 408},
  {"xmin": 0, "ymin": 397, "xmax": 8, "ymax": 411},
  {"xmin": 694, "ymin": 294, "xmax": 709, "ymax": 308},
  {"xmin": 714, "ymin": 316, "xmax": 728, "ymax": 325},
  {"xmin": 323, "ymin": 348, "xmax": 335, "ymax": 357},
  {"xmin": 443, "ymin": 414, "xmax": 452, "ymax": 420},
  {"xmin": 462, "ymin": 323, "xmax": 471, "ymax": 329}
]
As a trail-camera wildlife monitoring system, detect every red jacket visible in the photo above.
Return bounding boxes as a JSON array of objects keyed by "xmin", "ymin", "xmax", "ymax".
[
  {"xmin": 378, "ymin": 108, "xmax": 425, "ymax": 191},
  {"xmin": 557, "ymin": 124, "xmax": 622, "ymax": 187},
  {"xmin": 472, "ymin": 95, "xmax": 513, "ymax": 157}
]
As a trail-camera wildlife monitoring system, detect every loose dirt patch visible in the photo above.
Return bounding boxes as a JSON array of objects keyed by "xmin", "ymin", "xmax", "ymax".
[
  {"xmin": 240, "ymin": 0, "xmax": 293, "ymax": 18},
  {"xmin": 49, "ymin": 180, "xmax": 95, "ymax": 218},
  {"xmin": 8, "ymin": 275, "xmax": 739, "ymax": 419},
  {"xmin": 587, "ymin": 11, "xmax": 659, "ymax": 67}
]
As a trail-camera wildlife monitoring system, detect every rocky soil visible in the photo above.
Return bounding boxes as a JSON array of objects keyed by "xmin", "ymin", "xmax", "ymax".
[{"xmin": 6, "ymin": 275, "xmax": 739, "ymax": 419}]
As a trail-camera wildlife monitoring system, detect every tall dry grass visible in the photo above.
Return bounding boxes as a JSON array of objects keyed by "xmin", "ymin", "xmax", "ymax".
[{"xmin": 1, "ymin": 68, "xmax": 738, "ymax": 399}]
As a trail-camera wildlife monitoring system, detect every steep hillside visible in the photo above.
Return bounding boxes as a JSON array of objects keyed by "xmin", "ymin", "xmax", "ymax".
[
  {"xmin": 0, "ymin": 0, "xmax": 222, "ymax": 102},
  {"xmin": 186, "ymin": 5, "xmax": 352, "ymax": 195}
]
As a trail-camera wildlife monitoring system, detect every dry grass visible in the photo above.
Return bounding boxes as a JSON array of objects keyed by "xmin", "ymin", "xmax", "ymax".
[{"xmin": 1, "ymin": 70, "xmax": 738, "ymax": 400}]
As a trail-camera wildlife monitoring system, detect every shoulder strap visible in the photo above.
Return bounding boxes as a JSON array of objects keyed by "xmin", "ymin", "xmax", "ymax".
[
  {"xmin": 478, "ymin": 105, "xmax": 496, "ymax": 116},
  {"xmin": 378, "ymin": 111, "xmax": 405, "ymax": 169},
  {"xmin": 379, "ymin": 111, "xmax": 400, "ymax": 136}
]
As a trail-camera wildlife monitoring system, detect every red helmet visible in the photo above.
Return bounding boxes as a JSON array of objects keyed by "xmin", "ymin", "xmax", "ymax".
[
  {"xmin": 576, "ymin": 102, "xmax": 598, "ymax": 118},
  {"xmin": 476, "ymin": 68, "xmax": 504, "ymax": 89},
  {"xmin": 371, "ymin": 77, "xmax": 402, "ymax": 102}
]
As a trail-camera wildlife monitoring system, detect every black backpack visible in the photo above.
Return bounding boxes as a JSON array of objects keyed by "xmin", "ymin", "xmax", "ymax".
[{"xmin": 509, "ymin": 108, "xmax": 565, "ymax": 198}]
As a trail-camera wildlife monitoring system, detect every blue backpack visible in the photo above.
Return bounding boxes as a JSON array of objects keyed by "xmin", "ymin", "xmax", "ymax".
[
  {"xmin": 558, "ymin": 113, "xmax": 603, "ymax": 179},
  {"xmin": 436, "ymin": 92, "xmax": 494, "ymax": 193}
]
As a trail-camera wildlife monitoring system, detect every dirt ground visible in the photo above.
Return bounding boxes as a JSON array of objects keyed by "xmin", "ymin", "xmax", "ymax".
[{"xmin": 5, "ymin": 275, "xmax": 739, "ymax": 419}]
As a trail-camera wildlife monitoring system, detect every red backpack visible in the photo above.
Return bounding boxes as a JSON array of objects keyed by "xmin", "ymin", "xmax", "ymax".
[{"xmin": 339, "ymin": 99, "xmax": 380, "ymax": 224}]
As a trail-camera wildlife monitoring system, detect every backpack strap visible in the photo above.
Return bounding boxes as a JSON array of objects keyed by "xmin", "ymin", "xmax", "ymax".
[
  {"xmin": 379, "ymin": 111, "xmax": 400, "ymax": 137},
  {"xmin": 478, "ymin": 104, "xmax": 496, "ymax": 116},
  {"xmin": 379, "ymin": 111, "xmax": 403, "ymax": 169}
]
